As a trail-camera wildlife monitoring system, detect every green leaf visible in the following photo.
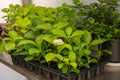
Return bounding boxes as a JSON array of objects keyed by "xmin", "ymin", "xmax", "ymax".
[
  {"xmin": 15, "ymin": 17, "xmax": 31, "ymax": 29},
  {"xmin": 66, "ymin": 27, "xmax": 72, "ymax": 36},
  {"xmin": 56, "ymin": 54, "xmax": 63, "ymax": 61},
  {"xmin": 35, "ymin": 35, "xmax": 43, "ymax": 48},
  {"xmin": 63, "ymin": 58, "xmax": 69, "ymax": 63},
  {"xmin": 81, "ymin": 30, "xmax": 91, "ymax": 44},
  {"xmin": 0, "ymin": 41, "xmax": 5, "ymax": 53},
  {"xmin": 8, "ymin": 30, "xmax": 18, "ymax": 41},
  {"xmin": 24, "ymin": 55, "xmax": 34, "ymax": 61},
  {"xmin": 83, "ymin": 49, "xmax": 91, "ymax": 55},
  {"xmin": 69, "ymin": 51, "xmax": 76, "ymax": 62},
  {"xmin": 102, "ymin": 50, "xmax": 112, "ymax": 54},
  {"xmin": 70, "ymin": 62, "xmax": 77, "ymax": 68},
  {"xmin": 71, "ymin": 30, "xmax": 84, "ymax": 37},
  {"xmin": 13, "ymin": 51, "xmax": 28, "ymax": 56},
  {"xmin": 29, "ymin": 48, "xmax": 41, "ymax": 55},
  {"xmin": 73, "ymin": 0, "xmax": 81, "ymax": 5},
  {"xmin": 57, "ymin": 43, "xmax": 72, "ymax": 53},
  {"xmin": 61, "ymin": 64, "xmax": 68, "ymax": 74},
  {"xmin": 52, "ymin": 29, "xmax": 66, "ymax": 37},
  {"xmin": 36, "ymin": 23, "xmax": 52, "ymax": 30},
  {"xmin": 24, "ymin": 31, "xmax": 36, "ymax": 39},
  {"xmin": 5, "ymin": 42, "xmax": 15, "ymax": 51},
  {"xmin": 58, "ymin": 63, "xmax": 63, "ymax": 69},
  {"xmin": 1, "ymin": 8, "xmax": 9, "ymax": 13},
  {"xmin": 53, "ymin": 22, "xmax": 68, "ymax": 29},
  {"xmin": 45, "ymin": 53, "xmax": 56, "ymax": 62},
  {"xmin": 42, "ymin": 35, "xmax": 55, "ymax": 44},
  {"xmin": 91, "ymin": 39, "xmax": 106, "ymax": 46},
  {"xmin": 18, "ymin": 40, "xmax": 36, "ymax": 46},
  {"xmin": 71, "ymin": 68, "xmax": 80, "ymax": 73},
  {"xmin": 72, "ymin": 37, "xmax": 80, "ymax": 46}
]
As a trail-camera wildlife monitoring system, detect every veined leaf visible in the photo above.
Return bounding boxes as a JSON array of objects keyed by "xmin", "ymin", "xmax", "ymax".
[
  {"xmin": 52, "ymin": 29, "xmax": 66, "ymax": 37},
  {"xmin": 83, "ymin": 49, "xmax": 91, "ymax": 55},
  {"xmin": 57, "ymin": 43, "xmax": 72, "ymax": 53},
  {"xmin": 5, "ymin": 42, "xmax": 15, "ymax": 51},
  {"xmin": 66, "ymin": 27, "xmax": 72, "ymax": 36},
  {"xmin": 18, "ymin": 40, "xmax": 36, "ymax": 46},
  {"xmin": 58, "ymin": 63, "xmax": 63, "ymax": 69},
  {"xmin": 35, "ymin": 35, "xmax": 43, "ymax": 47},
  {"xmin": 71, "ymin": 30, "xmax": 84, "ymax": 37},
  {"xmin": 81, "ymin": 30, "xmax": 91, "ymax": 44},
  {"xmin": 8, "ymin": 30, "xmax": 18, "ymax": 41},
  {"xmin": 24, "ymin": 55, "xmax": 34, "ymax": 61},
  {"xmin": 69, "ymin": 51, "xmax": 76, "ymax": 62},
  {"xmin": 45, "ymin": 53, "xmax": 56, "ymax": 62},
  {"xmin": 29, "ymin": 48, "xmax": 41, "ymax": 55},
  {"xmin": 53, "ymin": 22, "xmax": 68, "ymax": 29},
  {"xmin": 36, "ymin": 23, "xmax": 52, "ymax": 30},
  {"xmin": 42, "ymin": 35, "xmax": 55, "ymax": 44},
  {"xmin": 91, "ymin": 39, "xmax": 106, "ymax": 46},
  {"xmin": 56, "ymin": 54, "xmax": 63, "ymax": 61},
  {"xmin": 70, "ymin": 62, "xmax": 77, "ymax": 68}
]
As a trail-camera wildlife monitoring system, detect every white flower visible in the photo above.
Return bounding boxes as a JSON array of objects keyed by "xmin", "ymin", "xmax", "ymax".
[{"xmin": 53, "ymin": 39, "xmax": 64, "ymax": 45}]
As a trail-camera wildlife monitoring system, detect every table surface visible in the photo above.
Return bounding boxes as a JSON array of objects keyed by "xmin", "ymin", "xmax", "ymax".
[{"xmin": 1, "ymin": 59, "xmax": 120, "ymax": 80}]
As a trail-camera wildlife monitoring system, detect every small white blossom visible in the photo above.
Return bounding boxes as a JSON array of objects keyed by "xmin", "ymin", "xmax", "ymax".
[{"xmin": 53, "ymin": 39, "xmax": 64, "ymax": 45}]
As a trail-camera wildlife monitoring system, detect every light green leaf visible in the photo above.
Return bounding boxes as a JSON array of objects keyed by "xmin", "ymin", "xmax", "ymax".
[
  {"xmin": 24, "ymin": 55, "xmax": 34, "ymax": 61},
  {"xmin": 53, "ymin": 22, "xmax": 68, "ymax": 29},
  {"xmin": 52, "ymin": 29, "xmax": 66, "ymax": 37},
  {"xmin": 70, "ymin": 62, "xmax": 77, "ymax": 68},
  {"xmin": 71, "ymin": 30, "xmax": 84, "ymax": 37},
  {"xmin": 18, "ymin": 40, "xmax": 36, "ymax": 46},
  {"xmin": 57, "ymin": 43, "xmax": 72, "ymax": 53},
  {"xmin": 14, "ymin": 17, "xmax": 31, "ymax": 29},
  {"xmin": 61, "ymin": 65, "xmax": 68, "ymax": 74},
  {"xmin": 58, "ymin": 63, "xmax": 63, "ymax": 69},
  {"xmin": 5, "ymin": 42, "xmax": 15, "ymax": 51},
  {"xmin": 83, "ymin": 49, "xmax": 91, "ymax": 55},
  {"xmin": 35, "ymin": 35, "xmax": 43, "ymax": 48},
  {"xmin": 56, "ymin": 54, "xmax": 63, "ymax": 60},
  {"xmin": 63, "ymin": 58, "xmax": 69, "ymax": 63},
  {"xmin": 45, "ymin": 53, "xmax": 56, "ymax": 62},
  {"xmin": 36, "ymin": 23, "xmax": 52, "ymax": 30},
  {"xmin": 91, "ymin": 39, "xmax": 106, "ymax": 46},
  {"xmin": 42, "ymin": 35, "xmax": 55, "ymax": 44},
  {"xmin": 29, "ymin": 48, "xmax": 41, "ymax": 55},
  {"xmin": 8, "ymin": 30, "xmax": 18, "ymax": 41},
  {"xmin": 69, "ymin": 51, "xmax": 76, "ymax": 62},
  {"xmin": 66, "ymin": 27, "xmax": 72, "ymax": 36}
]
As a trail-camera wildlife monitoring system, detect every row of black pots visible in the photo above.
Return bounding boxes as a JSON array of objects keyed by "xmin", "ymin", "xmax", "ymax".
[{"xmin": 11, "ymin": 55, "xmax": 106, "ymax": 80}]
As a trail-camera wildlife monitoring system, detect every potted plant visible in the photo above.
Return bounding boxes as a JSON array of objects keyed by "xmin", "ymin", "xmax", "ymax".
[
  {"xmin": 0, "ymin": 3, "xmax": 110, "ymax": 80},
  {"xmin": 73, "ymin": 0, "xmax": 120, "ymax": 63}
]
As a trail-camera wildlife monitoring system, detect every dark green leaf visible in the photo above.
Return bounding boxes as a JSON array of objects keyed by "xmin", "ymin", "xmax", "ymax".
[{"xmin": 24, "ymin": 55, "xmax": 34, "ymax": 61}]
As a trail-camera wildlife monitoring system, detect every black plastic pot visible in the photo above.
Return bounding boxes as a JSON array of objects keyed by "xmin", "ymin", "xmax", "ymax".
[
  {"xmin": 11, "ymin": 55, "xmax": 105, "ymax": 80},
  {"xmin": 101, "ymin": 39, "xmax": 120, "ymax": 63}
]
